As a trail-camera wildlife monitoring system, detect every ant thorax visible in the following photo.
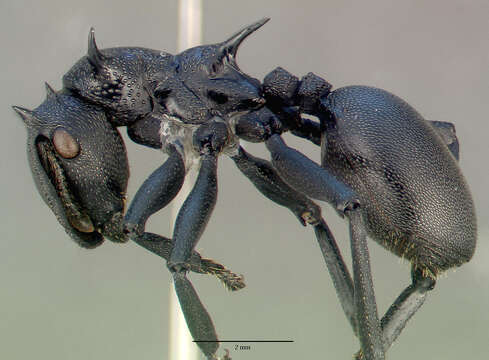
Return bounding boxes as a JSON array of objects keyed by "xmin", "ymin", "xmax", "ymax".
[{"xmin": 159, "ymin": 114, "xmax": 240, "ymax": 172}]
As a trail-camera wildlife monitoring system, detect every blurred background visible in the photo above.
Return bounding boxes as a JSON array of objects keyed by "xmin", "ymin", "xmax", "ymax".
[{"xmin": 1, "ymin": 0, "xmax": 488, "ymax": 359}]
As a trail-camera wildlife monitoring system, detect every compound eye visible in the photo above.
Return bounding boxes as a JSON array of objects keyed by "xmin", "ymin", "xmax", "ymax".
[{"xmin": 52, "ymin": 128, "xmax": 80, "ymax": 159}]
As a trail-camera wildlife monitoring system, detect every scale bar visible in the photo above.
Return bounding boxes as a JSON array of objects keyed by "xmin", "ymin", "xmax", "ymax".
[{"xmin": 193, "ymin": 340, "xmax": 294, "ymax": 343}]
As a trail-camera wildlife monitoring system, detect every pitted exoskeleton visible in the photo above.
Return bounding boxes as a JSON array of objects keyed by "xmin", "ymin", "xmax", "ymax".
[{"xmin": 14, "ymin": 18, "xmax": 476, "ymax": 360}]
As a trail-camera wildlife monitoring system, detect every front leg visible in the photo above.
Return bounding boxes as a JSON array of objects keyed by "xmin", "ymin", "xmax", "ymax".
[{"xmin": 124, "ymin": 143, "xmax": 185, "ymax": 237}]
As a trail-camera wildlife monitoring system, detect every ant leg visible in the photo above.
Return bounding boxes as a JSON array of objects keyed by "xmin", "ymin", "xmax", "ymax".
[
  {"xmin": 134, "ymin": 232, "xmax": 245, "ymax": 291},
  {"xmin": 314, "ymin": 219, "xmax": 356, "ymax": 334},
  {"xmin": 348, "ymin": 209, "xmax": 384, "ymax": 360},
  {"xmin": 231, "ymin": 145, "xmax": 356, "ymax": 334},
  {"xmin": 265, "ymin": 134, "xmax": 384, "ymax": 360},
  {"xmin": 355, "ymin": 267, "xmax": 435, "ymax": 359},
  {"xmin": 124, "ymin": 144, "xmax": 185, "ymax": 237},
  {"xmin": 173, "ymin": 271, "xmax": 219, "ymax": 359},
  {"xmin": 231, "ymin": 146, "xmax": 320, "ymax": 225},
  {"xmin": 169, "ymin": 152, "xmax": 219, "ymax": 359},
  {"xmin": 168, "ymin": 120, "xmax": 229, "ymax": 359},
  {"xmin": 265, "ymin": 134, "xmax": 356, "ymax": 209},
  {"xmin": 123, "ymin": 140, "xmax": 243, "ymax": 290},
  {"xmin": 169, "ymin": 154, "xmax": 218, "ymax": 269}
]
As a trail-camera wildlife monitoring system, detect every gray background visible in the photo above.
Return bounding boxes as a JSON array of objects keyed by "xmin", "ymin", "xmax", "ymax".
[{"xmin": 2, "ymin": 0, "xmax": 488, "ymax": 359}]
